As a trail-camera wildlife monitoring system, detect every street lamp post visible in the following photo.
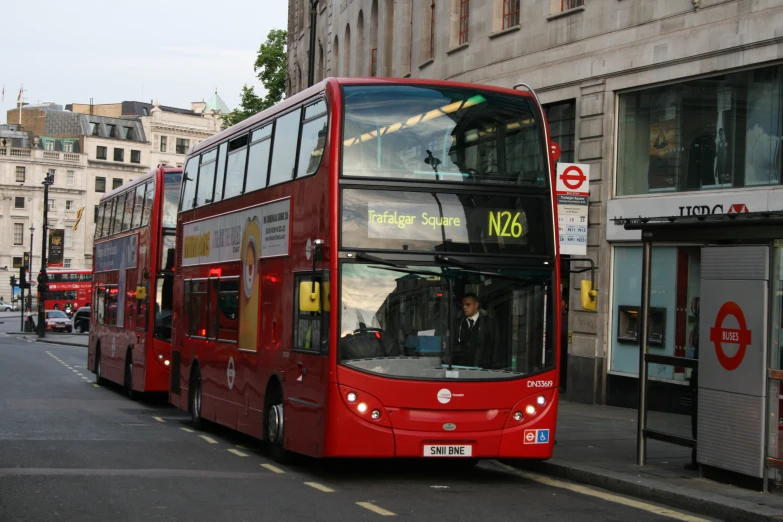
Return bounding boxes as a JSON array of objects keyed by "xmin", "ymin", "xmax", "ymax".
[
  {"xmin": 37, "ymin": 174, "xmax": 53, "ymax": 338},
  {"xmin": 29, "ymin": 224, "xmax": 34, "ymax": 313}
]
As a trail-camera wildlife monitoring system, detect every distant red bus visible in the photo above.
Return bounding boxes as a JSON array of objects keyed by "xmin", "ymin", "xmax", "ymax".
[
  {"xmin": 171, "ymin": 78, "xmax": 561, "ymax": 463},
  {"xmin": 43, "ymin": 269, "xmax": 92, "ymax": 311},
  {"xmin": 88, "ymin": 166, "xmax": 182, "ymax": 398}
]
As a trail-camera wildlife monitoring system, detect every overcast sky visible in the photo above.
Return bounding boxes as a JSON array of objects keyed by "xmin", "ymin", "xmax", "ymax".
[{"xmin": 1, "ymin": 0, "xmax": 289, "ymax": 123}]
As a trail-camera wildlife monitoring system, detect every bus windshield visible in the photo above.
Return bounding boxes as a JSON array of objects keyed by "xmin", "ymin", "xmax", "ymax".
[
  {"xmin": 342, "ymin": 85, "xmax": 548, "ymax": 186},
  {"xmin": 163, "ymin": 172, "xmax": 183, "ymax": 228},
  {"xmin": 339, "ymin": 263, "xmax": 554, "ymax": 381}
]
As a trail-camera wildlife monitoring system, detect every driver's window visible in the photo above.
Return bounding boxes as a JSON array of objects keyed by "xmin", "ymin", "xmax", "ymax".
[{"xmin": 293, "ymin": 274, "xmax": 328, "ymax": 353}]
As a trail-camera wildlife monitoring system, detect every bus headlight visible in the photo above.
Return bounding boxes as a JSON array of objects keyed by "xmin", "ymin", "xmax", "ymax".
[
  {"xmin": 525, "ymin": 405, "xmax": 536, "ymax": 416},
  {"xmin": 371, "ymin": 410, "xmax": 381, "ymax": 420},
  {"xmin": 536, "ymin": 396, "xmax": 546, "ymax": 406},
  {"xmin": 347, "ymin": 392, "xmax": 357, "ymax": 403},
  {"xmin": 357, "ymin": 402, "xmax": 368, "ymax": 414},
  {"xmin": 513, "ymin": 412, "xmax": 523, "ymax": 421}
]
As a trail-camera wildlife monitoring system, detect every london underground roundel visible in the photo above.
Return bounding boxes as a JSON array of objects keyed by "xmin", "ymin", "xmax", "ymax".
[{"xmin": 709, "ymin": 301, "xmax": 751, "ymax": 371}]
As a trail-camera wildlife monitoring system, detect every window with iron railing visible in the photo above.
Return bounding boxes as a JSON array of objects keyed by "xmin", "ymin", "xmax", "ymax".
[
  {"xmin": 562, "ymin": 0, "xmax": 584, "ymax": 10},
  {"xmin": 503, "ymin": 0, "xmax": 520, "ymax": 29},
  {"xmin": 459, "ymin": 0, "xmax": 469, "ymax": 45},
  {"xmin": 371, "ymin": 48, "xmax": 378, "ymax": 77}
]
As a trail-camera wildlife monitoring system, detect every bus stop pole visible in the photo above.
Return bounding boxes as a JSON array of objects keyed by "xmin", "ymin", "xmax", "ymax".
[{"xmin": 637, "ymin": 238, "xmax": 652, "ymax": 465}]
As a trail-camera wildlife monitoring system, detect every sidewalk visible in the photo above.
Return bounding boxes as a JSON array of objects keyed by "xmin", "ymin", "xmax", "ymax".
[
  {"xmin": 512, "ymin": 400, "xmax": 783, "ymax": 522},
  {"xmin": 13, "ymin": 332, "xmax": 87, "ymax": 347}
]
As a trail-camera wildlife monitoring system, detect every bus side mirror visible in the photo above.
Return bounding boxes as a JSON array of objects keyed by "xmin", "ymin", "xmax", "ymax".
[
  {"xmin": 299, "ymin": 281, "xmax": 321, "ymax": 312},
  {"xmin": 580, "ymin": 280, "xmax": 597, "ymax": 311},
  {"xmin": 549, "ymin": 141, "xmax": 561, "ymax": 163},
  {"xmin": 321, "ymin": 281, "xmax": 331, "ymax": 312}
]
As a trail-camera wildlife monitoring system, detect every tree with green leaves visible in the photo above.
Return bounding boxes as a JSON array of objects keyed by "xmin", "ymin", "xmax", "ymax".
[{"xmin": 223, "ymin": 28, "xmax": 288, "ymax": 129}]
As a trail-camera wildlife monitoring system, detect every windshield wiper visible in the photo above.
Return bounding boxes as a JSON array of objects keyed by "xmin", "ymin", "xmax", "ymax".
[
  {"xmin": 355, "ymin": 252, "xmax": 405, "ymax": 268},
  {"xmin": 434, "ymin": 254, "xmax": 531, "ymax": 282}
]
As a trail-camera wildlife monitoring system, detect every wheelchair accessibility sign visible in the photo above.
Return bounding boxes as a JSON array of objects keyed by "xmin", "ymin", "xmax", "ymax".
[{"xmin": 524, "ymin": 429, "xmax": 550, "ymax": 444}]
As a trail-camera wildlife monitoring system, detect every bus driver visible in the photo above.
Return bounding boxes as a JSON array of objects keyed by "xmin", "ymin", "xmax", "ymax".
[{"xmin": 452, "ymin": 293, "xmax": 496, "ymax": 368}]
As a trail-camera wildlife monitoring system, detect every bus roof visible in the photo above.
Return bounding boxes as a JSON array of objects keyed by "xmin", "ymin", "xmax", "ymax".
[
  {"xmin": 99, "ymin": 165, "xmax": 182, "ymax": 203},
  {"xmin": 188, "ymin": 77, "xmax": 536, "ymax": 158}
]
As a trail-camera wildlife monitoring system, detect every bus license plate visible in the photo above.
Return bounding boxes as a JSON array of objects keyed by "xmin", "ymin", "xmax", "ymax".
[{"xmin": 424, "ymin": 445, "xmax": 472, "ymax": 457}]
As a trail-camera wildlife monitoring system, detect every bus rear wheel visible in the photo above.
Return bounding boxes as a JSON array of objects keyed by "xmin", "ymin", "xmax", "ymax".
[
  {"xmin": 95, "ymin": 347, "xmax": 107, "ymax": 386},
  {"xmin": 189, "ymin": 367, "xmax": 205, "ymax": 430},
  {"xmin": 124, "ymin": 349, "xmax": 137, "ymax": 401}
]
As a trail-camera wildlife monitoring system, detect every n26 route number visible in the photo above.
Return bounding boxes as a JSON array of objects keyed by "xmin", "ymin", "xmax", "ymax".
[{"xmin": 489, "ymin": 211, "xmax": 524, "ymax": 238}]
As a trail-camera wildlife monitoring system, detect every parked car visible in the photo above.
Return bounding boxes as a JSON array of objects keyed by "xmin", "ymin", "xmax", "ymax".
[
  {"xmin": 0, "ymin": 301, "xmax": 18, "ymax": 312},
  {"xmin": 45, "ymin": 310, "xmax": 72, "ymax": 333},
  {"xmin": 72, "ymin": 306, "xmax": 90, "ymax": 333}
]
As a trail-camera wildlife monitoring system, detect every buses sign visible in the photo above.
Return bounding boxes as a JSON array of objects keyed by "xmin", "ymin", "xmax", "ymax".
[{"xmin": 555, "ymin": 163, "xmax": 590, "ymax": 255}]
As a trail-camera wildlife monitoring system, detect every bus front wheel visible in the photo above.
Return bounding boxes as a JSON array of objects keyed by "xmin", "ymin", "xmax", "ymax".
[
  {"xmin": 95, "ymin": 346, "xmax": 107, "ymax": 386},
  {"xmin": 189, "ymin": 367, "xmax": 205, "ymax": 430},
  {"xmin": 265, "ymin": 385, "xmax": 290, "ymax": 464}
]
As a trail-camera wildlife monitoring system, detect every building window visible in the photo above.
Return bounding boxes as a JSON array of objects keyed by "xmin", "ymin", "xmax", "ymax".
[
  {"xmin": 371, "ymin": 48, "xmax": 378, "ymax": 77},
  {"xmin": 94, "ymin": 205, "xmax": 99, "ymax": 222},
  {"xmin": 544, "ymin": 100, "xmax": 576, "ymax": 164},
  {"xmin": 160, "ymin": 136, "xmax": 167, "ymax": 152},
  {"xmin": 48, "ymin": 199, "xmax": 56, "ymax": 211},
  {"xmin": 90, "ymin": 122, "xmax": 100, "ymax": 135},
  {"xmin": 114, "ymin": 148, "xmax": 124, "ymax": 162},
  {"xmin": 176, "ymin": 138, "xmax": 190, "ymax": 155},
  {"xmin": 12, "ymin": 256, "xmax": 23, "ymax": 268},
  {"xmin": 15, "ymin": 166, "xmax": 25, "ymax": 183},
  {"xmin": 106, "ymin": 124, "xmax": 116, "ymax": 138},
  {"xmin": 562, "ymin": 0, "xmax": 584, "ymax": 10},
  {"xmin": 64, "ymin": 142, "xmax": 73, "ymax": 153},
  {"xmin": 131, "ymin": 150, "xmax": 141, "ymax": 164},
  {"xmin": 67, "ymin": 170, "xmax": 74, "ymax": 186},
  {"xmin": 66, "ymin": 200, "xmax": 73, "ymax": 210},
  {"xmin": 14, "ymin": 197, "xmax": 24, "ymax": 209},
  {"xmin": 124, "ymin": 127, "xmax": 134, "ymax": 139},
  {"xmin": 459, "ymin": 0, "xmax": 469, "ymax": 45},
  {"xmin": 65, "ymin": 228, "xmax": 73, "ymax": 248},
  {"xmin": 113, "ymin": 178, "xmax": 123, "ymax": 190},
  {"xmin": 95, "ymin": 177, "xmax": 106, "ymax": 193},
  {"xmin": 44, "ymin": 140, "xmax": 54, "ymax": 151},
  {"xmin": 610, "ymin": 246, "xmax": 700, "ymax": 380},
  {"xmin": 13, "ymin": 223, "xmax": 23, "ymax": 245},
  {"xmin": 503, "ymin": 0, "xmax": 520, "ymax": 29},
  {"xmin": 617, "ymin": 64, "xmax": 783, "ymax": 196},
  {"xmin": 97, "ymin": 146, "xmax": 107, "ymax": 160},
  {"xmin": 64, "ymin": 258, "xmax": 72, "ymax": 269}
]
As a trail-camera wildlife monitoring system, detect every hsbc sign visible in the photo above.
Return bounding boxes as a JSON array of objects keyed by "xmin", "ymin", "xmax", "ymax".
[{"xmin": 607, "ymin": 188, "xmax": 783, "ymax": 241}]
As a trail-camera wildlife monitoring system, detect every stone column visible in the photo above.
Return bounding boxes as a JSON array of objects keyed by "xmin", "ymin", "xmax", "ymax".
[{"xmin": 566, "ymin": 78, "xmax": 609, "ymax": 405}]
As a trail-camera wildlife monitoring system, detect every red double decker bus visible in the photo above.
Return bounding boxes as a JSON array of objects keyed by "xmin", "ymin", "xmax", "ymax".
[
  {"xmin": 88, "ymin": 166, "xmax": 182, "ymax": 398},
  {"xmin": 42, "ymin": 269, "xmax": 92, "ymax": 311},
  {"xmin": 171, "ymin": 78, "xmax": 562, "ymax": 463}
]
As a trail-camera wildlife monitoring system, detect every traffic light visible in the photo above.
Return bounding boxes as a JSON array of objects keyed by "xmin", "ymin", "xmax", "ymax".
[
  {"xmin": 36, "ymin": 273, "xmax": 47, "ymax": 294},
  {"xmin": 19, "ymin": 267, "xmax": 27, "ymax": 289},
  {"xmin": 10, "ymin": 275, "xmax": 17, "ymax": 287}
]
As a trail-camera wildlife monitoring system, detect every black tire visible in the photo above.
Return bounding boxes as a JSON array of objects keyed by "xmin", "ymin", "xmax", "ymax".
[
  {"xmin": 95, "ymin": 347, "xmax": 107, "ymax": 385},
  {"xmin": 189, "ymin": 367, "xmax": 205, "ymax": 430},
  {"xmin": 4, "ymin": 307, "xmax": 10, "ymax": 312},
  {"xmin": 75, "ymin": 323, "xmax": 84, "ymax": 334},
  {"xmin": 124, "ymin": 349, "xmax": 137, "ymax": 401},
  {"xmin": 265, "ymin": 384, "xmax": 290, "ymax": 464}
]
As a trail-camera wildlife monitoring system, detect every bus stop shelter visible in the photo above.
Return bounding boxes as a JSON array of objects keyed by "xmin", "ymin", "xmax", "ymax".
[{"xmin": 616, "ymin": 211, "xmax": 783, "ymax": 490}]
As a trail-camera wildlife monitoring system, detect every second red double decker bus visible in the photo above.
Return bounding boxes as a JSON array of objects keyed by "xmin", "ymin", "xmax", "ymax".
[
  {"xmin": 171, "ymin": 77, "xmax": 562, "ymax": 462},
  {"xmin": 88, "ymin": 166, "xmax": 182, "ymax": 398},
  {"xmin": 42, "ymin": 269, "xmax": 92, "ymax": 312}
]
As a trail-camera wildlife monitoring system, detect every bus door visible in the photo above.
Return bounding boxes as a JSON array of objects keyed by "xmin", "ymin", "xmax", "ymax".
[{"xmin": 286, "ymin": 273, "xmax": 330, "ymax": 456}]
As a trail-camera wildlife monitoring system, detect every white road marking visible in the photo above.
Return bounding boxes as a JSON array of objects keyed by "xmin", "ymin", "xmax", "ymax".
[
  {"xmin": 92, "ymin": 384, "xmax": 100, "ymax": 388},
  {"xmin": 356, "ymin": 502, "xmax": 396, "ymax": 516},
  {"xmin": 227, "ymin": 449, "xmax": 249, "ymax": 457},
  {"xmin": 153, "ymin": 416, "xmax": 165, "ymax": 423},
  {"xmin": 261, "ymin": 464, "xmax": 285, "ymax": 474},
  {"xmin": 199, "ymin": 435, "xmax": 218, "ymax": 444},
  {"xmin": 180, "ymin": 427, "xmax": 194, "ymax": 433},
  {"xmin": 304, "ymin": 482, "xmax": 335, "ymax": 493},
  {"xmin": 494, "ymin": 463, "xmax": 712, "ymax": 522}
]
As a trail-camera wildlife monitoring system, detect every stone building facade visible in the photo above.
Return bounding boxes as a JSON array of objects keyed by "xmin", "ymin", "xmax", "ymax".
[{"xmin": 286, "ymin": 0, "xmax": 783, "ymax": 407}]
